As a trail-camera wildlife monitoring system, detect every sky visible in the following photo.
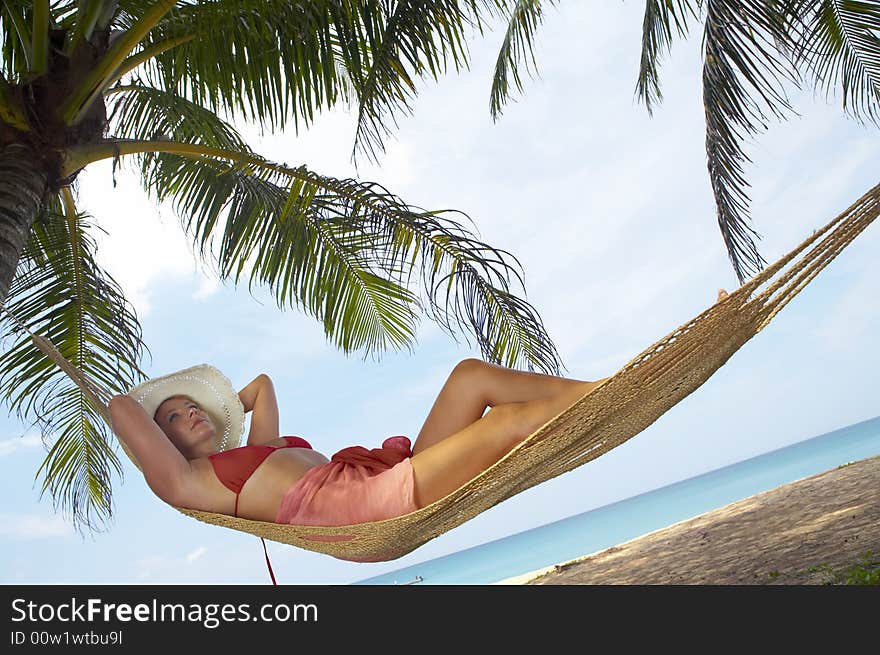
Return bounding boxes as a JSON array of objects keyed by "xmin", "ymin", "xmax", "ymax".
[{"xmin": 1, "ymin": 3, "xmax": 878, "ymax": 585}]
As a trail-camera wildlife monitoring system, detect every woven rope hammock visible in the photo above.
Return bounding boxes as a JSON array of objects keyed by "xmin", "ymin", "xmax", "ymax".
[{"xmin": 3, "ymin": 181, "xmax": 879, "ymax": 562}]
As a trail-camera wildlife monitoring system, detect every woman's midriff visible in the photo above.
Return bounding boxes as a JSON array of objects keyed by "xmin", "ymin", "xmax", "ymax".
[
  {"xmin": 189, "ymin": 448, "xmax": 329, "ymax": 522},
  {"xmin": 236, "ymin": 448, "xmax": 330, "ymax": 521}
]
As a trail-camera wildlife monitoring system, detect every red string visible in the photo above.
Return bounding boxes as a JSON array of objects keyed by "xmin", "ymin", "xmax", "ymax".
[{"xmin": 261, "ymin": 538, "xmax": 277, "ymax": 585}]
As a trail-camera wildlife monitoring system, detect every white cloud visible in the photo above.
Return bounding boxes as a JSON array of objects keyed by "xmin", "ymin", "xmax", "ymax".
[
  {"xmin": 192, "ymin": 272, "xmax": 222, "ymax": 301},
  {"xmin": 0, "ymin": 513, "xmax": 73, "ymax": 538},
  {"xmin": 76, "ymin": 161, "xmax": 202, "ymax": 317},
  {"xmin": 131, "ymin": 542, "xmax": 280, "ymax": 584},
  {"xmin": 134, "ymin": 545, "xmax": 209, "ymax": 582},
  {"xmin": 0, "ymin": 433, "xmax": 43, "ymax": 457},
  {"xmin": 186, "ymin": 546, "xmax": 208, "ymax": 563},
  {"xmin": 133, "ymin": 555, "xmax": 167, "ymax": 581},
  {"xmin": 240, "ymin": 107, "xmax": 359, "ymax": 176}
]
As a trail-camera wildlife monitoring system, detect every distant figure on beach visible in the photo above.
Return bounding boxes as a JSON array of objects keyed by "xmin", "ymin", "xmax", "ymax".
[{"xmin": 109, "ymin": 290, "xmax": 728, "ymax": 561}]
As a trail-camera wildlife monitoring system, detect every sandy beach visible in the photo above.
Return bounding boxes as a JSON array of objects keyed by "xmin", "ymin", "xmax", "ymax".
[{"xmin": 494, "ymin": 454, "xmax": 879, "ymax": 585}]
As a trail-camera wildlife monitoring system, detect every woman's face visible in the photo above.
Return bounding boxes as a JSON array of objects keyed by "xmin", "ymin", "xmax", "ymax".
[{"xmin": 154, "ymin": 395, "xmax": 217, "ymax": 457}]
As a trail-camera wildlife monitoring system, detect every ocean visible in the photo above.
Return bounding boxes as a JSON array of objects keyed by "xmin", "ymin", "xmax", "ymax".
[{"xmin": 353, "ymin": 414, "xmax": 880, "ymax": 585}]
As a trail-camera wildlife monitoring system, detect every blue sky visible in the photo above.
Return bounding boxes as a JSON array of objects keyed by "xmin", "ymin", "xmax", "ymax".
[{"xmin": 2, "ymin": 4, "xmax": 878, "ymax": 585}]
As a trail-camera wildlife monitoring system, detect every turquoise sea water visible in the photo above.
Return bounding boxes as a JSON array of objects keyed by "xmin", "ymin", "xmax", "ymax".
[{"xmin": 353, "ymin": 415, "xmax": 880, "ymax": 585}]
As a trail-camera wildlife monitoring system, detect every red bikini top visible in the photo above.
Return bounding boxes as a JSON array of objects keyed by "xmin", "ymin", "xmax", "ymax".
[{"xmin": 208, "ymin": 436, "xmax": 313, "ymax": 517}]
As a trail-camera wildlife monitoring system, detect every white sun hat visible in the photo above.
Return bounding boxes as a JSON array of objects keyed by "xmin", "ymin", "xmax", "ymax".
[{"xmin": 127, "ymin": 363, "xmax": 246, "ymax": 455}]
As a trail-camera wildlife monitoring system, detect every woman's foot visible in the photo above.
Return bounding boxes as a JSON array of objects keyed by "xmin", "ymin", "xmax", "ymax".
[{"xmin": 717, "ymin": 288, "xmax": 729, "ymax": 302}]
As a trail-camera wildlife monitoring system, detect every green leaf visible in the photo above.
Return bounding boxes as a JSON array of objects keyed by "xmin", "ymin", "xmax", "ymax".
[
  {"xmin": 109, "ymin": 1, "xmax": 505, "ymax": 162},
  {"xmin": 0, "ymin": 191, "xmax": 149, "ymax": 532},
  {"xmin": 31, "ymin": 0, "xmax": 50, "ymax": 75},
  {"xmin": 793, "ymin": 0, "xmax": 880, "ymax": 125},
  {"xmin": 114, "ymin": 1, "xmax": 358, "ymax": 141},
  {"xmin": 489, "ymin": 0, "xmax": 556, "ymax": 121},
  {"xmin": 701, "ymin": 0, "xmax": 801, "ymax": 283},
  {"xmin": 132, "ymin": 144, "xmax": 563, "ymax": 371},
  {"xmin": 1, "ymin": 0, "xmax": 35, "ymax": 77},
  {"xmin": 636, "ymin": 0, "xmax": 701, "ymax": 114},
  {"xmin": 105, "ymin": 77, "xmax": 253, "ymax": 152},
  {"xmin": 349, "ymin": 0, "xmax": 494, "ymax": 163}
]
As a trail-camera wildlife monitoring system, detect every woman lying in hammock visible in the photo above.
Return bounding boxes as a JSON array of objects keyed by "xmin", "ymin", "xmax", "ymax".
[{"xmin": 109, "ymin": 289, "xmax": 730, "ymax": 533}]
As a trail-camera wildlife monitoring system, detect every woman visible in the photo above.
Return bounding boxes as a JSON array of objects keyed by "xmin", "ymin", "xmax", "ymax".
[
  {"xmin": 110, "ymin": 289, "xmax": 730, "ymax": 540},
  {"xmin": 110, "ymin": 361, "xmax": 606, "ymax": 529}
]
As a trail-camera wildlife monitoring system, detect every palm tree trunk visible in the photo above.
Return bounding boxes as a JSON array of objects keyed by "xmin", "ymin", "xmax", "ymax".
[{"xmin": 0, "ymin": 142, "xmax": 49, "ymax": 304}]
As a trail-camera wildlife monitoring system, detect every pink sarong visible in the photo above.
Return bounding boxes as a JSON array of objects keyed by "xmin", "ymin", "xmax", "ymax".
[{"xmin": 275, "ymin": 436, "xmax": 417, "ymax": 562}]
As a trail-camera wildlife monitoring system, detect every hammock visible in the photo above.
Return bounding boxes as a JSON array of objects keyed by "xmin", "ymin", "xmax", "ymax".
[{"xmin": 3, "ymin": 181, "xmax": 879, "ymax": 562}]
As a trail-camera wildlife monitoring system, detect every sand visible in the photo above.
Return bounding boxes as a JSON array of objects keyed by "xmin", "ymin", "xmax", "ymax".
[{"xmin": 494, "ymin": 454, "xmax": 879, "ymax": 585}]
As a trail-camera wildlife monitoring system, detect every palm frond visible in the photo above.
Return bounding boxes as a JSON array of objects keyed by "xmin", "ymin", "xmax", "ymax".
[
  {"xmin": 129, "ymin": 144, "xmax": 562, "ymax": 372},
  {"xmin": 0, "ymin": 190, "xmax": 149, "ymax": 532},
  {"xmin": 701, "ymin": 0, "xmax": 802, "ymax": 283},
  {"xmin": 52, "ymin": 1, "xmax": 83, "ymax": 29},
  {"xmin": 111, "ymin": 1, "xmax": 353, "ymax": 138},
  {"xmin": 107, "ymin": 1, "xmax": 505, "ymax": 164},
  {"xmin": 1, "ymin": 0, "xmax": 34, "ymax": 78},
  {"xmin": 489, "ymin": 0, "xmax": 557, "ymax": 121},
  {"xmin": 52, "ymin": 0, "xmax": 116, "ymax": 33},
  {"xmin": 349, "ymin": 0, "xmax": 494, "ymax": 163},
  {"xmin": 793, "ymin": 0, "xmax": 880, "ymax": 125},
  {"xmin": 637, "ymin": 0, "xmax": 702, "ymax": 114},
  {"xmin": 104, "ymin": 77, "xmax": 253, "ymax": 153},
  {"xmin": 31, "ymin": 0, "xmax": 50, "ymax": 76}
]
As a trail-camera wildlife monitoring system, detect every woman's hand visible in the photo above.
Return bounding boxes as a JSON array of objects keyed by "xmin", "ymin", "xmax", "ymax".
[{"xmin": 238, "ymin": 374, "xmax": 281, "ymax": 445}]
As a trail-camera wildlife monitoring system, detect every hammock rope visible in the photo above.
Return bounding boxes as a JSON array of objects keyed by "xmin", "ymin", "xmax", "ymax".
[{"xmin": 2, "ymin": 180, "xmax": 878, "ymax": 562}]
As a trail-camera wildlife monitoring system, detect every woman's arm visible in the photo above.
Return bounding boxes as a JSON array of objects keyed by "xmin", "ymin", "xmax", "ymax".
[
  {"xmin": 237, "ymin": 374, "xmax": 280, "ymax": 445},
  {"xmin": 108, "ymin": 395, "xmax": 194, "ymax": 505}
]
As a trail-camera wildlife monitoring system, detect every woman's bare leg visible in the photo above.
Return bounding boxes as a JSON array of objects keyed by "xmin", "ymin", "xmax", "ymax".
[
  {"xmin": 410, "ymin": 382, "xmax": 596, "ymax": 507},
  {"xmin": 412, "ymin": 358, "xmax": 607, "ymax": 455},
  {"xmin": 411, "ymin": 289, "xmax": 733, "ymax": 505}
]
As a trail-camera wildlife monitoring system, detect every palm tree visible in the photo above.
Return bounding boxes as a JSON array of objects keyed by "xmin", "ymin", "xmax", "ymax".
[
  {"xmin": 0, "ymin": 1, "xmax": 563, "ymax": 532},
  {"xmin": 635, "ymin": 0, "xmax": 880, "ymax": 283}
]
